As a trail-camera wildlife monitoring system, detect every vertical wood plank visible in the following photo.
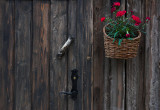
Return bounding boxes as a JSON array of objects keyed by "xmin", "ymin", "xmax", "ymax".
[
  {"xmin": 101, "ymin": 1, "xmax": 112, "ymax": 110},
  {"xmin": 103, "ymin": 59, "xmax": 111, "ymax": 110},
  {"xmin": 15, "ymin": 1, "xmax": 32, "ymax": 110},
  {"xmin": 83, "ymin": 1, "xmax": 93, "ymax": 109},
  {"xmin": 145, "ymin": 0, "xmax": 160, "ymax": 110},
  {"xmin": 50, "ymin": 0, "xmax": 68, "ymax": 110},
  {"xmin": 126, "ymin": 0, "xmax": 145, "ymax": 110},
  {"xmin": 110, "ymin": 60, "xmax": 125, "ymax": 110},
  {"xmin": 93, "ymin": 0, "xmax": 110, "ymax": 110},
  {"xmin": 93, "ymin": 0, "xmax": 105, "ymax": 109},
  {"xmin": 32, "ymin": 1, "xmax": 50, "ymax": 110},
  {"xmin": 75, "ymin": 1, "xmax": 84, "ymax": 110},
  {"xmin": 0, "ymin": 1, "xmax": 14, "ymax": 110},
  {"xmin": 76, "ymin": 0, "xmax": 93, "ymax": 110},
  {"xmin": 67, "ymin": 0, "xmax": 79, "ymax": 110}
]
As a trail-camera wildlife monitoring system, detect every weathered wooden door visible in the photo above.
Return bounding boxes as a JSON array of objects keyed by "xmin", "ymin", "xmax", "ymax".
[
  {"xmin": 0, "ymin": 0, "xmax": 94, "ymax": 110},
  {"xmin": 0, "ymin": 0, "xmax": 160, "ymax": 110},
  {"xmin": 50, "ymin": 0, "xmax": 93, "ymax": 110}
]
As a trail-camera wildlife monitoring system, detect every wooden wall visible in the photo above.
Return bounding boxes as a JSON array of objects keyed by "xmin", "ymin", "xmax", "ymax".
[{"xmin": 0, "ymin": 0, "xmax": 159, "ymax": 110}]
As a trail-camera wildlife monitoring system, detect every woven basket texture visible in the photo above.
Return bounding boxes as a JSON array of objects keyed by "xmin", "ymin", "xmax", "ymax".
[{"xmin": 103, "ymin": 25, "xmax": 141, "ymax": 59}]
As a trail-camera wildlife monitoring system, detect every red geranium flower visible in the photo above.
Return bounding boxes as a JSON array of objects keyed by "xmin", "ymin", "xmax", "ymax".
[
  {"xmin": 146, "ymin": 17, "xmax": 151, "ymax": 23},
  {"xmin": 113, "ymin": 2, "xmax": 120, "ymax": 7},
  {"xmin": 135, "ymin": 23, "xmax": 139, "ymax": 26},
  {"xmin": 146, "ymin": 17, "xmax": 151, "ymax": 20},
  {"xmin": 131, "ymin": 15, "xmax": 142, "ymax": 26},
  {"xmin": 116, "ymin": 10, "xmax": 126, "ymax": 17},
  {"xmin": 135, "ymin": 20, "xmax": 141, "ymax": 26},
  {"xmin": 132, "ymin": 15, "xmax": 140, "ymax": 22},
  {"xmin": 126, "ymin": 34, "xmax": 130, "ymax": 37},
  {"xmin": 101, "ymin": 17, "xmax": 105, "ymax": 22},
  {"xmin": 111, "ymin": 7, "xmax": 116, "ymax": 13}
]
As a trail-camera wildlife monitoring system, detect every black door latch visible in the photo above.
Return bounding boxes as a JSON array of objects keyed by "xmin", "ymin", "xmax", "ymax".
[{"xmin": 60, "ymin": 69, "xmax": 79, "ymax": 100}]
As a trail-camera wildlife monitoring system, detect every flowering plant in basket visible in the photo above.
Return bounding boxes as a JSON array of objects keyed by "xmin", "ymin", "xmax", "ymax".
[
  {"xmin": 101, "ymin": 2, "xmax": 150, "ymax": 59},
  {"xmin": 101, "ymin": 2, "xmax": 150, "ymax": 45}
]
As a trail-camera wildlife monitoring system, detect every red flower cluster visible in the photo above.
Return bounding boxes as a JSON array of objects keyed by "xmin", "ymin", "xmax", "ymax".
[
  {"xmin": 132, "ymin": 15, "xmax": 140, "ymax": 21},
  {"xmin": 100, "ymin": 7, "xmax": 151, "ymax": 42},
  {"xmin": 132, "ymin": 15, "xmax": 141, "ymax": 26},
  {"xmin": 135, "ymin": 20, "xmax": 141, "ymax": 26},
  {"xmin": 116, "ymin": 10, "xmax": 126, "ymax": 17},
  {"xmin": 111, "ymin": 2, "xmax": 120, "ymax": 13},
  {"xmin": 101, "ymin": 17, "xmax": 105, "ymax": 22},
  {"xmin": 113, "ymin": 2, "xmax": 120, "ymax": 7}
]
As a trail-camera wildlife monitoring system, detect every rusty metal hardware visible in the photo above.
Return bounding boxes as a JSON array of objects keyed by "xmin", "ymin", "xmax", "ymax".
[
  {"xmin": 60, "ymin": 69, "xmax": 79, "ymax": 100},
  {"xmin": 57, "ymin": 36, "xmax": 74, "ymax": 58}
]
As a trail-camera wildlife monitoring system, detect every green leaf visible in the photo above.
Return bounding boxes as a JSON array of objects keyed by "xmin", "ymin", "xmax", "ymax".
[
  {"xmin": 105, "ymin": 27, "xmax": 110, "ymax": 30},
  {"xmin": 120, "ymin": 34, "xmax": 122, "ymax": 38},
  {"xmin": 118, "ymin": 39, "xmax": 123, "ymax": 46},
  {"xmin": 122, "ymin": 26, "xmax": 127, "ymax": 31},
  {"xmin": 108, "ymin": 29, "xmax": 116, "ymax": 36},
  {"xmin": 108, "ymin": 23, "xmax": 114, "ymax": 26},
  {"xmin": 130, "ymin": 31, "xmax": 136, "ymax": 36},
  {"xmin": 114, "ymin": 31, "xmax": 119, "ymax": 38},
  {"xmin": 127, "ymin": 38, "xmax": 133, "ymax": 40}
]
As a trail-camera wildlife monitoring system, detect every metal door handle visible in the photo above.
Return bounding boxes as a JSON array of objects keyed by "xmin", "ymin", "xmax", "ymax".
[
  {"xmin": 57, "ymin": 36, "xmax": 74, "ymax": 58},
  {"xmin": 60, "ymin": 69, "xmax": 79, "ymax": 100}
]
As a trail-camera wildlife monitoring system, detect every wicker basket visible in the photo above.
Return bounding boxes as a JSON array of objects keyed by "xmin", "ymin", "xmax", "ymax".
[{"xmin": 103, "ymin": 25, "xmax": 141, "ymax": 59}]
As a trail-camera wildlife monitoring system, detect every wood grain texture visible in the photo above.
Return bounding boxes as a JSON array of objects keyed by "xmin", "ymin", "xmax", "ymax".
[
  {"xmin": 50, "ymin": 0, "xmax": 68, "ymax": 110},
  {"xmin": 101, "ymin": 1, "xmax": 112, "ymax": 110},
  {"xmin": 32, "ymin": 1, "xmax": 50, "ymax": 110},
  {"xmin": 126, "ymin": 0, "xmax": 145, "ymax": 110},
  {"xmin": 67, "ymin": 0, "xmax": 79, "ymax": 110},
  {"xmin": 109, "ymin": 59, "xmax": 125, "ymax": 110},
  {"xmin": 93, "ymin": 0, "xmax": 110, "ymax": 110},
  {"xmin": 76, "ymin": 0, "xmax": 93, "ymax": 110},
  {"xmin": 0, "ymin": 1, "xmax": 160, "ymax": 110},
  {"xmin": 15, "ymin": 1, "xmax": 32, "ymax": 110},
  {"xmin": 0, "ymin": 1, "xmax": 14, "ymax": 110},
  {"xmin": 103, "ymin": 58, "xmax": 111, "ymax": 110},
  {"xmin": 145, "ymin": 0, "xmax": 160, "ymax": 110}
]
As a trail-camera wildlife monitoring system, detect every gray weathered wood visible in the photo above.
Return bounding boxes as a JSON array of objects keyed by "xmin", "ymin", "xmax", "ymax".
[
  {"xmin": 145, "ymin": 0, "xmax": 160, "ymax": 110},
  {"xmin": 126, "ymin": 0, "xmax": 145, "ymax": 110},
  {"xmin": 93, "ymin": 0, "xmax": 110, "ymax": 110},
  {"xmin": 32, "ymin": 1, "xmax": 50, "ymax": 110},
  {"xmin": 76, "ymin": 0, "xmax": 93, "ymax": 110},
  {"xmin": 50, "ymin": 0, "xmax": 68, "ymax": 110},
  {"xmin": 15, "ymin": 1, "xmax": 32, "ymax": 110},
  {"xmin": 0, "ymin": 1, "xmax": 14, "ymax": 110},
  {"xmin": 0, "ymin": 0, "xmax": 159, "ymax": 110},
  {"xmin": 109, "ymin": 59, "xmax": 125, "ymax": 110},
  {"xmin": 67, "ymin": 0, "xmax": 79, "ymax": 110},
  {"xmin": 101, "ymin": 1, "xmax": 112, "ymax": 110}
]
